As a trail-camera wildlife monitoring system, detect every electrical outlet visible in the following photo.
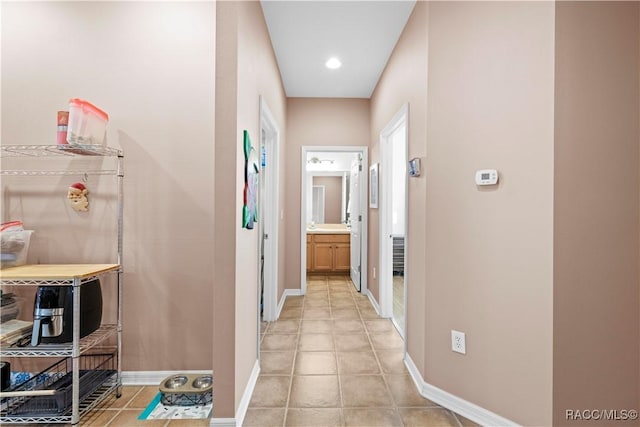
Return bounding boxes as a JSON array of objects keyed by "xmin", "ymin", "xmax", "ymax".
[{"xmin": 451, "ymin": 330, "xmax": 466, "ymax": 354}]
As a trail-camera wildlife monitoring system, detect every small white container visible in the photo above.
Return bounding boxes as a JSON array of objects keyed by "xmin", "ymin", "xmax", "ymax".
[{"xmin": 66, "ymin": 98, "xmax": 109, "ymax": 146}]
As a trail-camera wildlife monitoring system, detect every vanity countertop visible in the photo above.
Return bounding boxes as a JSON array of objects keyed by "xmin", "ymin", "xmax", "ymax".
[{"xmin": 306, "ymin": 224, "xmax": 350, "ymax": 234}]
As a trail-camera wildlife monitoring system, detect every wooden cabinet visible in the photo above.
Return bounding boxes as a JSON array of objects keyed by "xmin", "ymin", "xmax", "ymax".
[{"xmin": 307, "ymin": 233, "xmax": 350, "ymax": 274}]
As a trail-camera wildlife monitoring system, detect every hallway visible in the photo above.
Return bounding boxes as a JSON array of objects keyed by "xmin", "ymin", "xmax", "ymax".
[{"xmin": 245, "ymin": 276, "xmax": 477, "ymax": 427}]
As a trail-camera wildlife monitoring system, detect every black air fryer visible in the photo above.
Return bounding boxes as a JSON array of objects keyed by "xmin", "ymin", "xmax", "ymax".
[{"xmin": 31, "ymin": 279, "xmax": 102, "ymax": 346}]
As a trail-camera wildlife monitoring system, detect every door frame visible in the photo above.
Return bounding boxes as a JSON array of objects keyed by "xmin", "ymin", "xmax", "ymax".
[
  {"xmin": 259, "ymin": 96, "xmax": 280, "ymax": 322},
  {"xmin": 300, "ymin": 146, "xmax": 369, "ymax": 296},
  {"xmin": 379, "ymin": 104, "xmax": 409, "ymax": 335}
]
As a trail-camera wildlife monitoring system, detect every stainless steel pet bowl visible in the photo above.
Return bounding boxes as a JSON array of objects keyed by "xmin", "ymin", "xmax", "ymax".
[
  {"xmin": 192, "ymin": 375, "xmax": 212, "ymax": 390},
  {"xmin": 163, "ymin": 375, "xmax": 188, "ymax": 389}
]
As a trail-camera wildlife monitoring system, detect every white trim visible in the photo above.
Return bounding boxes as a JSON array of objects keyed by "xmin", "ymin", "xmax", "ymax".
[
  {"xmin": 404, "ymin": 354, "xmax": 520, "ymax": 427},
  {"xmin": 234, "ymin": 359, "xmax": 260, "ymax": 427},
  {"xmin": 277, "ymin": 289, "xmax": 303, "ymax": 318},
  {"xmin": 209, "ymin": 418, "xmax": 236, "ymax": 427},
  {"xmin": 301, "ymin": 146, "xmax": 369, "ymax": 296},
  {"xmin": 122, "ymin": 370, "xmax": 212, "ymax": 386},
  {"xmin": 259, "ymin": 96, "xmax": 280, "ymax": 323},
  {"xmin": 379, "ymin": 104, "xmax": 409, "ymax": 321},
  {"xmin": 366, "ymin": 290, "xmax": 382, "ymax": 316}
]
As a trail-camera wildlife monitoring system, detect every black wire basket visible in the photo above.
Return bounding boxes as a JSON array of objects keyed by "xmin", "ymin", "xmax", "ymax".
[{"xmin": 2, "ymin": 352, "xmax": 116, "ymax": 417}]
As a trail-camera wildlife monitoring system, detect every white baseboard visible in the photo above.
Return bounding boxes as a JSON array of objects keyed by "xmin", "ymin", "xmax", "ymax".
[
  {"xmin": 366, "ymin": 290, "xmax": 382, "ymax": 315},
  {"xmin": 277, "ymin": 288, "xmax": 303, "ymax": 318},
  {"xmin": 209, "ymin": 418, "xmax": 236, "ymax": 427},
  {"xmin": 208, "ymin": 359, "xmax": 260, "ymax": 427},
  {"xmin": 404, "ymin": 354, "xmax": 520, "ymax": 427},
  {"xmin": 234, "ymin": 359, "xmax": 260, "ymax": 427},
  {"xmin": 122, "ymin": 370, "xmax": 212, "ymax": 386}
]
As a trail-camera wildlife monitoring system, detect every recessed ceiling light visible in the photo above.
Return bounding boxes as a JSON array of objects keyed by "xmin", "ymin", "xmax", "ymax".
[{"xmin": 325, "ymin": 57, "xmax": 342, "ymax": 70}]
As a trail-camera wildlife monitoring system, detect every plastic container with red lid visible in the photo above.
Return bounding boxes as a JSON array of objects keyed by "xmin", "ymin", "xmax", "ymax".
[{"xmin": 66, "ymin": 98, "xmax": 109, "ymax": 146}]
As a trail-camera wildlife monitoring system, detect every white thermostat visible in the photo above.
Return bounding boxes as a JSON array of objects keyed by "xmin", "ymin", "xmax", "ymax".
[{"xmin": 475, "ymin": 169, "xmax": 499, "ymax": 186}]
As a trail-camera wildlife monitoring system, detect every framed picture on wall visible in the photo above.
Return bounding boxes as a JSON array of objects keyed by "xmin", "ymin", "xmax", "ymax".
[{"xmin": 369, "ymin": 163, "xmax": 379, "ymax": 209}]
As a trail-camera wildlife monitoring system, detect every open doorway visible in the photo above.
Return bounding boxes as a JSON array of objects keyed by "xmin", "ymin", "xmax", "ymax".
[
  {"xmin": 258, "ymin": 97, "xmax": 280, "ymax": 326},
  {"xmin": 300, "ymin": 146, "xmax": 368, "ymax": 294},
  {"xmin": 380, "ymin": 104, "xmax": 408, "ymax": 337}
]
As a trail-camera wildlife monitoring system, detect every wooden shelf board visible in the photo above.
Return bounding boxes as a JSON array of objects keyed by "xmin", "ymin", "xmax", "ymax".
[{"xmin": 0, "ymin": 264, "xmax": 119, "ymax": 280}]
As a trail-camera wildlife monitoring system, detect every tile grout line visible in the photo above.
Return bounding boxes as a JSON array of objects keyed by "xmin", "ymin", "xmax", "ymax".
[{"xmin": 102, "ymin": 385, "xmax": 146, "ymax": 427}]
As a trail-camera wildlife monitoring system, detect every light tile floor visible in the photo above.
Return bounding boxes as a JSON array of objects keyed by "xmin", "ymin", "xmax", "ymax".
[
  {"xmin": 60, "ymin": 275, "xmax": 479, "ymax": 426},
  {"xmin": 76, "ymin": 385, "xmax": 210, "ymax": 426},
  {"xmin": 247, "ymin": 275, "xmax": 480, "ymax": 427}
]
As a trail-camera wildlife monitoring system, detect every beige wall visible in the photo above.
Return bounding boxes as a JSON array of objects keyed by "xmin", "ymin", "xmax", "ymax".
[
  {"xmin": 424, "ymin": 3, "xmax": 555, "ymax": 425},
  {"xmin": 1, "ymin": 1, "xmax": 216, "ymax": 370},
  {"xmin": 369, "ymin": 1, "xmax": 429, "ymax": 374},
  {"xmin": 285, "ymin": 98, "xmax": 370, "ymax": 290},
  {"xmin": 372, "ymin": 2, "xmax": 556, "ymax": 425},
  {"xmin": 313, "ymin": 176, "xmax": 343, "ymax": 224},
  {"xmin": 553, "ymin": 2, "xmax": 640, "ymax": 425},
  {"xmin": 215, "ymin": 0, "xmax": 287, "ymax": 417}
]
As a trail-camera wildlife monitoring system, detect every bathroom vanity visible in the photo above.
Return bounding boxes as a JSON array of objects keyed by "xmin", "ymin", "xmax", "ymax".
[{"xmin": 306, "ymin": 224, "xmax": 350, "ymax": 274}]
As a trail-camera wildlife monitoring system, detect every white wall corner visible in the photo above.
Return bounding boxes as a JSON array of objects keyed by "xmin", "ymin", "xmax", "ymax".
[
  {"xmin": 277, "ymin": 288, "xmax": 303, "ymax": 318},
  {"xmin": 403, "ymin": 354, "xmax": 521, "ymax": 427}
]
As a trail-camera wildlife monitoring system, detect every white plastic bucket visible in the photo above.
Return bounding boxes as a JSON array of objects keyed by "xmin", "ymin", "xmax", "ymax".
[{"xmin": 66, "ymin": 98, "xmax": 109, "ymax": 146}]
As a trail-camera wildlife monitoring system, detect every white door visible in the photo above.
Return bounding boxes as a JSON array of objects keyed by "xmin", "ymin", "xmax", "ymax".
[
  {"xmin": 380, "ymin": 104, "xmax": 408, "ymax": 337},
  {"xmin": 259, "ymin": 98, "xmax": 279, "ymax": 322},
  {"xmin": 350, "ymin": 157, "xmax": 361, "ymax": 291}
]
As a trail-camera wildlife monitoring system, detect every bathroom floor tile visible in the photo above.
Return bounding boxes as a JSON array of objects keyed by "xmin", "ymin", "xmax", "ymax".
[
  {"xmin": 369, "ymin": 331, "xmax": 404, "ymax": 351},
  {"xmin": 305, "ymin": 298, "xmax": 331, "ymax": 308},
  {"xmin": 301, "ymin": 320, "xmax": 332, "ymax": 334},
  {"xmin": 285, "ymin": 408, "xmax": 344, "ymax": 426},
  {"xmin": 385, "ymin": 374, "xmax": 437, "ymax": 407},
  {"xmin": 76, "ymin": 277, "xmax": 473, "ymax": 427},
  {"xmin": 332, "ymin": 319, "xmax": 365, "ymax": 334},
  {"xmin": 127, "ymin": 386, "xmax": 160, "ymax": 409},
  {"xmin": 303, "ymin": 307, "xmax": 331, "ymax": 319},
  {"xmin": 298, "ymin": 333, "xmax": 334, "ymax": 351},
  {"xmin": 106, "ymin": 410, "xmax": 166, "ymax": 426},
  {"xmin": 269, "ymin": 319, "xmax": 301, "ymax": 334},
  {"xmin": 334, "ymin": 334, "xmax": 372, "ymax": 352},
  {"xmin": 262, "ymin": 334, "xmax": 298, "ymax": 351},
  {"xmin": 99, "ymin": 386, "xmax": 142, "ymax": 409},
  {"xmin": 340, "ymin": 375, "xmax": 392, "ymax": 407},
  {"xmin": 248, "ymin": 375, "xmax": 291, "ymax": 407},
  {"xmin": 358, "ymin": 306, "xmax": 381, "ymax": 319},
  {"xmin": 295, "ymin": 351, "xmax": 337, "ymax": 375},
  {"xmin": 261, "ymin": 351, "xmax": 295, "ymax": 375},
  {"xmin": 376, "ymin": 350, "xmax": 407, "ymax": 374},
  {"xmin": 364, "ymin": 319, "xmax": 395, "ymax": 333},
  {"xmin": 331, "ymin": 308, "xmax": 360, "ymax": 319},
  {"xmin": 243, "ymin": 408, "xmax": 286, "ymax": 427},
  {"xmin": 289, "ymin": 375, "xmax": 340, "ymax": 408},
  {"xmin": 342, "ymin": 408, "xmax": 402, "ymax": 427},
  {"xmin": 78, "ymin": 409, "xmax": 118, "ymax": 426},
  {"xmin": 284, "ymin": 296, "xmax": 305, "ymax": 307},
  {"xmin": 336, "ymin": 351, "xmax": 380, "ymax": 375},
  {"xmin": 280, "ymin": 307, "xmax": 303, "ymax": 319},
  {"xmin": 398, "ymin": 408, "xmax": 460, "ymax": 427}
]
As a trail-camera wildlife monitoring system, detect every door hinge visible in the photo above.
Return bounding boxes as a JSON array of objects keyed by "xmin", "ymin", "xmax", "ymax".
[
  {"xmin": 358, "ymin": 215, "xmax": 362, "ymax": 222},
  {"xmin": 357, "ymin": 265, "xmax": 361, "ymax": 273},
  {"xmin": 359, "ymin": 164, "xmax": 362, "ymax": 172},
  {"xmin": 264, "ymin": 234, "xmax": 269, "ymax": 240}
]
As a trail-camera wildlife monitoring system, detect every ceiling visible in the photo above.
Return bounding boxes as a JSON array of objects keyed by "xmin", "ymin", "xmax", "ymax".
[{"xmin": 261, "ymin": 1, "xmax": 416, "ymax": 99}]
